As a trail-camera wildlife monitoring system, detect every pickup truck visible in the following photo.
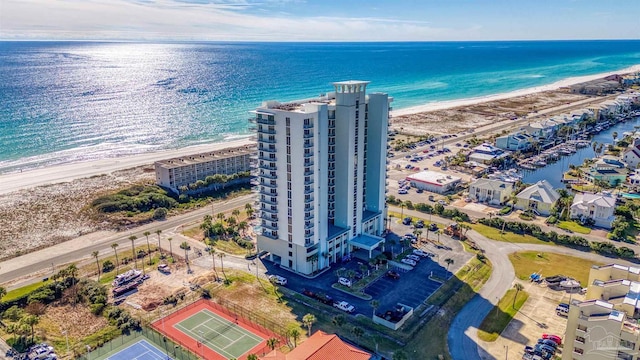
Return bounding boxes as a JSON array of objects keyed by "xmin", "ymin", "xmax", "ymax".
[{"xmin": 333, "ymin": 301, "xmax": 355, "ymax": 313}]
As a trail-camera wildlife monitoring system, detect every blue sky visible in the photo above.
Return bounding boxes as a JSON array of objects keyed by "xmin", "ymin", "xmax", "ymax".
[{"xmin": 1, "ymin": 0, "xmax": 639, "ymax": 41}]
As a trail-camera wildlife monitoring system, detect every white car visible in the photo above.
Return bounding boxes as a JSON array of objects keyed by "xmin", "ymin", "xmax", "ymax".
[
  {"xmin": 338, "ymin": 277, "xmax": 352, "ymax": 287},
  {"xmin": 412, "ymin": 249, "xmax": 429, "ymax": 257},
  {"xmin": 333, "ymin": 301, "xmax": 355, "ymax": 313},
  {"xmin": 398, "ymin": 189, "xmax": 408, "ymax": 195},
  {"xmin": 406, "ymin": 254, "xmax": 421, "ymax": 262},
  {"xmin": 438, "ymin": 200, "xmax": 448, "ymax": 205},
  {"xmin": 401, "ymin": 258, "xmax": 417, "ymax": 267},
  {"xmin": 268, "ymin": 275, "xmax": 287, "ymax": 286}
]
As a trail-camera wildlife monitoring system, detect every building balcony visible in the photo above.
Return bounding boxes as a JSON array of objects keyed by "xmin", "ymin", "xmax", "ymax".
[
  {"xmin": 260, "ymin": 188, "xmax": 277, "ymax": 196},
  {"xmin": 261, "ymin": 222, "xmax": 279, "ymax": 231},
  {"xmin": 304, "ymin": 213, "xmax": 314, "ymax": 221},
  {"xmin": 258, "ymin": 127, "xmax": 276, "ymax": 135},
  {"xmin": 259, "ymin": 155, "xmax": 277, "ymax": 162},
  {"xmin": 258, "ymin": 163, "xmax": 277, "ymax": 171},
  {"xmin": 328, "ymin": 164, "xmax": 335, "ymax": 170},
  {"xmin": 303, "ymin": 123, "xmax": 313, "ymax": 129},
  {"xmin": 262, "ymin": 213, "xmax": 278, "ymax": 221},
  {"xmin": 304, "ymin": 197, "xmax": 314, "ymax": 203},
  {"xmin": 304, "ymin": 205, "xmax": 313, "ymax": 211},
  {"xmin": 261, "ymin": 197, "xmax": 278, "ymax": 205},
  {"xmin": 304, "ymin": 142, "xmax": 313, "ymax": 149},
  {"xmin": 303, "ymin": 132, "xmax": 313, "ymax": 139},
  {"xmin": 304, "ymin": 169, "xmax": 314, "ymax": 176},
  {"xmin": 262, "ymin": 231, "xmax": 278, "ymax": 240},
  {"xmin": 259, "ymin": 171, "xmax": 277, "ymax": 179},
  {"xmin": 304, "ymin": 178, "xmax": 314, "ymax": 185},
  {"xmin": 304, "ymin": 223, "xmax": 314, "ymax": 230},
  {"xmin": 261, "ymin": 206, "xmax": 278, "ymax": 214},
  {"xmin": 257, "ymin": 137, "xmax": 276, "ymax": 144},
  {"xmin": 259, "ymin": 146, "xmax": 277, "ymax": 153},
  {"xmin": 304, "ymin": 161, "xmax": 314, "ymax": 167},
  {"xmin": 260, "ymin": 181, "xmax": 277, "ymax": 188},
  {"xmin": 304, "ymin": 235, "xmax": 316, "ymax": 246},
  {"xmin": 304, "ymin": 152, "xmax": 313, "ymax": 158},
  {"xmin": 328, "ymin": 189, "xmax": 335, "ymax": 194},
  {"xmin": 256, "ymin": 117, "xmax": 275, "ymax": 125},
  {"xmin": 304, "ymin": 188, "xmax": 313, "ymax": 195}
]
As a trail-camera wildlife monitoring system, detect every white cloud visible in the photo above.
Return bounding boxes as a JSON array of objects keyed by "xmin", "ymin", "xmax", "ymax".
[{"xmin": 0, "ymin": 0, "xmax": 468, "ymax": 41}]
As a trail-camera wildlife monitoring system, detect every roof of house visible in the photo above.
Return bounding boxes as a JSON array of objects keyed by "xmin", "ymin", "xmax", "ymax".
[
  {"xmin": 571, "ymin": 192, "xmax": 617, "ymax": 210},
  {"xmin": 286, "ymin": 331, "xmax": 372, "ymax": 360},
  {"xmin": 516, "ymin": 180, "xmax": 560, "ymax": 204},
  {"xmin": 470, "ymin": 178, "xmax": 514, "ymax": 192}
]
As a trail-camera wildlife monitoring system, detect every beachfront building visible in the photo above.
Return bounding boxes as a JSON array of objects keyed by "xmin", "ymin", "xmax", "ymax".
[
  {"xmin": 514, "ymin": 180, "xmax": 560, "ymax": 216},
  {"xmin": 524, "ymin": 120, "xmax": 558, "ymax": 141},
  {"xmin": 154, "ymin": 145, "xmax": 256, "ymax": 194},
  {"xmin": 569, "ymin": 78, "xmax": 620, "ymax": 95},
  {"xmin": 495, "ymin": 132, "xmax": 533, "ymax": 151},
  {"xmin": 467, "ymin": 143, "xmax": 510, "ymax": 165},
  {"xmin": 468, "ymin": 178, "xmax": 514, "ymax": 205},
  {"xmin": 569, "ymin": 192, "xmax": 617, "ymax": 229},
  {"xmin": 253, "ymin": 81, "xmax": 392, "ymax": 275},
  {"xmin": 406, "ymin": 170, "xmax": 461, "ymax": 194},
  {"xmin": 564, "ymin": 264, "xmax": 640, "ymax": 360},
  {"xmin": 584, "ymin": 156, "xmax": 629, "ymax": 187}
]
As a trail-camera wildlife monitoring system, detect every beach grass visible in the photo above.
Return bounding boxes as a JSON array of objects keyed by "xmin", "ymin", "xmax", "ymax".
[
  {"xmin": 509, "ymin": 251, "xmax": 602, "ymax": 287},
  {"xmin": 471, "ymin": 223, "xmax": 552, "ymax": 245},
  {"xmin": 1, "ymin": 280, "xmax": 52, "ymax": 302},
  {"xmin": 557, "ymin": 221, "xmax": 592, "ymax": 234},
  {"xmin": 477, "ymin": 288, "xmax": 529, "ymax": 342}
]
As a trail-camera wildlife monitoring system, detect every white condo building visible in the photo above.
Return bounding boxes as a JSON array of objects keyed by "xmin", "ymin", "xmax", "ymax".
[{"xmin": 252, "ymin": 81, "xmax": 392, "ymax": 275}]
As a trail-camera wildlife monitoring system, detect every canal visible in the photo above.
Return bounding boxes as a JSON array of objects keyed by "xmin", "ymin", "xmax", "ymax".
[{"xmin": 522, "ymin": 116, "xmax": 640, "ymax": 189}]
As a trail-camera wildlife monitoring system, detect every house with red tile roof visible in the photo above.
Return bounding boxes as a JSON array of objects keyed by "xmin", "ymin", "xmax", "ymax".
[{"xmin": 263, "ymin": 330, "xmax": 373, "ymax": 360}]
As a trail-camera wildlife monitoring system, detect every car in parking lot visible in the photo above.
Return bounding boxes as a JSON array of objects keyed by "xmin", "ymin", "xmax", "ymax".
[
  {"xmin": 406, "ymin": 254, "xmax": 421, "ymax": 262},
  {"xmin": 438, "ymin": 199, "xmax": 448, "ymax": 205},
  {"xmin": 386, "ymin": 270, "xmax": 400, "ymax": 279},
  {"xmin": 401, "ymin": 258, "xmax": 417, "ymax": 266},
  {"xmin": 428, "ymin": 223, "xmax": 438, "ymax": 231},
  {"xmin": 402, "ymin": 217, "xmax": 412, "ymax": 225},
  {"xmin": 333, "ymin": 301, "xmax": 355, "ymax": 313},
  {"xmin": 412, "ymin": 249, "xmax": 432, "ymax": 257},
  {"xmin": 338, "ymin": 277, "xmax": 352, "ymax": 287},
  {"xmin": 268, "ymin": 275, "xmax": 287, "ymax": 285},
  {"xmin": 541, "ymin": 334, "xmax": 562, "ymax": 345},
  {"xmin": 398, "ymin": 189, "xmax": 408, "ymax": 194},
  {"xmin": 537, "ymin": 339, "xmax": 558, "ymax": 349},
  {"xmin": 415, "ymin": 220, "xmax": 424, "ymax": 228}
]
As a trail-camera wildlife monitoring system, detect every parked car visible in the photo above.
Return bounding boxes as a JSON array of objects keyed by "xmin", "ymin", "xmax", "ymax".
[
  {"xmin": 268, "ymin": 275, "xmax": 287, "ymax": 286},
  {"xmin": 157, "ymin": 264, "xmax": 171, "ymax": 274},
  {"xmin": 333, "ymin": 301, "xmax": 355, "ymax": 313},
  {"xmin": 412, "ymin": 249, "xmax": 432, "ymax": 257},
  {"xmin": 386, "ymin": 270, "xmax": 400, "ymax": 279},
  {"xmin": 398, "ymin": 189, "xmax": 408, "ymax": 194},
  {"xmin": 402, "ymin": 217, "xmax": 412, "ymax": 225},
  {"xmin": 415, "ymin": 220, "xmax": 425, "ymax": 228},
  {"xmin": 406, "ymin": 254, "xmax": 421, "ymax": 262},
  {"xmin": 541, "ymin": 334, "xmax": 562, "ymax": 345},
  {"xmin": 429, "ymin": 223, "xmax": 438, "ymax": 231},
  {"xmin": 338, "ymin": 277, "xmax": 352, "ymax": 287},
  {"xmin": 437, "ymin": 199, "xmax": 448, "ymax": 205},
  {"xmin": 401, "ymin": 258, "xmax": 417, "ymax": 266},
  {"xmin": 537, "ymin": 339, "xmax": 558, "ymax": 349}
]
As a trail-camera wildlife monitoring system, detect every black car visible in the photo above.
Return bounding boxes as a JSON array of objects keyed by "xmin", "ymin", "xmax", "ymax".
[
  {"xmin": 415, "ymin": 220, "xmax": 425, "ymax": 228},
  {"xmin": 402, "ymin": 217, "xmax": 412, "ymax": 225},
  {"xmin": 386, "ymin": 270, "xmax": 401, "ymax": 279},
  {"xmin": 429, "ymin": 223, "xmax": 438, "ymax": 231}
]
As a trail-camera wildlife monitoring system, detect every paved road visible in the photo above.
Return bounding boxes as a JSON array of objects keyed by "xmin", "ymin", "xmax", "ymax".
[{"xmin": 0, "ymin": 194, "xmax": 254, "ymax": 288}]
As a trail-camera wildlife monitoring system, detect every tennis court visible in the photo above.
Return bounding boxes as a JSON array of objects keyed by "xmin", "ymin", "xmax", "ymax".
[
  {"xmin": 98, "ymin": 339, "xmax": 171, "ymax": 360},
  {"xmin": 175, "ymin": 309, "xmax": 263, "ymax": 359}
]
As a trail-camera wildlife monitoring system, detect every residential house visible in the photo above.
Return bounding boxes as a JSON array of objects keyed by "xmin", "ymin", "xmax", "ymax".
[
  {"xmin": 467, "ymin": 143, "xmax": 510, "ymax": 165},
  {"xmin": 495, "ymin": 132, "xmax": 533, "ymax": 151},
  {"xmin": 263, "ymin": 330, "xmax": 373, "ymax": 360},
  {"xmin": 570, "ymin": 192, "xmax": 617, "ymax": 229},
  {"xmin": 585, "ymin": 155, "xmax": 629, "ymax": 187},
  {"xmin": 628, "ymin": 169, "xmax": 640, "ymax": 191},
  {"xmin": 514, "ymin": 180, "xmax": 560, "ymax": 216},
  {"xmin": 468, "ymin": 178, "xmax": 514, "ymax": 205},
  {"xmin": 524, "ymin": 120, "xmax": 557, "ymax": 141},
  {"xmin": 623, "ymin": 137, "xmax": 640, "ymax": 170}
]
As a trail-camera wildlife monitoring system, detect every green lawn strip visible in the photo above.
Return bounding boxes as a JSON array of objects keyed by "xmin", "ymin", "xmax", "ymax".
[
  {"xmin": 477, "ymin": 289, "xmax": 529, "ymax": 342},
  {"xmin": 212, "ymin": 239, "xmax": 251, "ymax": 256},
  {"xmin": 557, "ymin": 221, "xmax": 592, "ymax": 234},
  {"xmin": 471, "ymin": 223, "xmax": 553, "ymax": 245},
  {"xmin": 403, "ymin": 256, "xmax": 493, "ymax": 359},
  {"xmin": 2, "ymin": 280, "xmax": 52, "ymax": 302},
  {"xmin": 388, "ymin": 211, "xmax": 439, "ymax": 226},
  {"xmin": 508, "ymin": 251, "xmax": 603, "ymax": 287}
]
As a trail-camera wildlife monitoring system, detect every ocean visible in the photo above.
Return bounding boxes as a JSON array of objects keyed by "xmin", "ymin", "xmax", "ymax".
[{"xmin": 1, "ymin": 40, "xmax": 640, "ymax": 173}]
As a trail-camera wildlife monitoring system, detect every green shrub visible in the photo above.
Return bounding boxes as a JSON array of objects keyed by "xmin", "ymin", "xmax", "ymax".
[
  {"xmin": 102, "ymin": 260, "xmax": 115, "ymax": 273},
  {"xmin": 153, "ymin": 207, "xmax": 168, "ymax": 220}
]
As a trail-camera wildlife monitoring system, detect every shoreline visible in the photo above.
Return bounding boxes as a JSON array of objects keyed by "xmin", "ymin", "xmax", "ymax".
[{"xmin": 2, "ymin": 64, "xmax": 639, "ymax": 195}]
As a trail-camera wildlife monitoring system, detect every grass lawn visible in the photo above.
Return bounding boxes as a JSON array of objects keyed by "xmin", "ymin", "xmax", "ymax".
[
  {"xmin": 388, "ymin": 210, "xmax": 439, "ymax": 226},
  {"xmin": 477, "ymin": 288, "xmax": 529, "ymax": 342},
  {"xmin": 1, "ymin": 280, "xmax": 52, "ymax": 302},
  {"xmin": 471, "ymin": 223, "xmax": 553, "ymax": 245},
  {"xmin": 212, "ymin": 239, "xmax": 252, "ymax": 256},
  {"xmin": 509, "ymin": 251, "xmax": 603, "ymax": 287},
  {"xmin": 403, "ymin": 256, "xmax": 493, "ymax": 359},
  {"xmin": 557, "ymin": 221, "xmax": 592, "ymax": 234}
]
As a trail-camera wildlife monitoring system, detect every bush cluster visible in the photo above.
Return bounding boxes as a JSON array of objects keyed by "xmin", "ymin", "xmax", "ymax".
[
  {"xmin": 105, "ymin": 307, "xmax": 141, "ymax": 333},
  {"xmin": 91, "ymin": 185, "xmax": 178, "ymax": 213},
  {"xmin": 479, "ymin": 217, "xmax": 636, "ymax": 258}
]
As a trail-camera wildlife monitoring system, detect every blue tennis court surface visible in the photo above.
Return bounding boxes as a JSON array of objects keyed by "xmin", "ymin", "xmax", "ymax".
[{"xmin": 104, "ymin": 339, "xmax": 171, "ymax": 360}]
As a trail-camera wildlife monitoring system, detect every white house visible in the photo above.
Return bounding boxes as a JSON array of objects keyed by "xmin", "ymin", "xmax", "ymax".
[
  {"xmin": 468, "ymin": 178, "xmax": 514, "ymax": 205},
  {"xmin": 495, "ymin": 132, "xmax": 533, "ymax": 151},
  {"xmin": 623, "ymin": 137, "xmax": 640, "ymax": 170},
  {"xmin": 570, "ymin": 192, "xmax": 617, "ymax": 229},
  {"xmin": 468, "ymin": 143, "xmax": 510, "ymax": 164},
  {"xmin": 514, "ymin": 180, "xmax": 560, "ymax": 216}
]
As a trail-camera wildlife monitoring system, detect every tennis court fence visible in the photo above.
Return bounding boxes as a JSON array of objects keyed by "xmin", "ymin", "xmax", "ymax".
[{"xmin": 77, "ymin": 327, "xmax": 198, "ymax": 360}]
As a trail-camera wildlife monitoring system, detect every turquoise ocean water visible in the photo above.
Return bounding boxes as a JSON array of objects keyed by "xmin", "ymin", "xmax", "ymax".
[{"xmin": 1, "ymin": 40, "xmax": 640, "ymax": 173}]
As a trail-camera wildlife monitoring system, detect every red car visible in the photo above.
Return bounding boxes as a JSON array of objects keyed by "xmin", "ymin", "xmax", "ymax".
[{"xmin": 542, "ymin": 334, "xmax": 562, "ymax": 345}]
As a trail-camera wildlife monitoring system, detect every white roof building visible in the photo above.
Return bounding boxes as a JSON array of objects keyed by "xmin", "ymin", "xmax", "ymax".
[
  {"xmin": 406, "ymin": 170, "xmax": 461, "ymax": 194},
  {"xmin": 570, "ymin": 192, "xmax": 617, "ymax": 229}
]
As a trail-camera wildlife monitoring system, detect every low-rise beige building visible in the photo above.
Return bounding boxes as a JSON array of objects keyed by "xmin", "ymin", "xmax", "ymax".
[{"xmin": 565, "ymin": 264, "xmax": 640, "ymax": 360}]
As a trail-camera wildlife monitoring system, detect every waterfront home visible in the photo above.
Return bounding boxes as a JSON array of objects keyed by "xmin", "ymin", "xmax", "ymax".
[
  {"xmin": 523, "ymin": 119, "xmax": 558, "ymax": 141},
  {"xmin": 495, "ymin": 132, "xmax": 533, "ymax": 151},
  {"xmin": 628, "ymin": 170, "xmax": 640, "ymax": 191},
  {"xmin": 585, "ymin": 155, "xmax": 629, "ymax": 187},
  {"xmin": 468, "ymin": 178, "xmax": 514, "ymax": 205},
  {"xmin": 468, "ymin": 143, "xmax": 510, "ymax": 165},
  {"xmin": 514, "ymin": 180, "xmax": 560, "ymax": 216},
  {"xmin": 570, "ymin": 192, "xmax": 616, "ymax": 229},
  {"xmin": 623, "ymin": 137, "xmax": 640, "ymax": 170},
  {"xmin": 406, "ymin": 170, "xmax": 462, "ymax": 194},
  {"xmin": 570, "ymin": 108, "xmax": 595, "ymax": 123}
]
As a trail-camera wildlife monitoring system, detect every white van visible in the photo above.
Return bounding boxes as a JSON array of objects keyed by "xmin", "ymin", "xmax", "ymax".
[{"xmin": 556, "ymin": 306, "xmax": 568, "ymax": 317}]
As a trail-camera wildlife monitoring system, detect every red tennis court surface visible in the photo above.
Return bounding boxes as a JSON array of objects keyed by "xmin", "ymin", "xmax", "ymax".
[{"xmin": 152, "ymin": 299, "xmax": 282, "ymax": 360}]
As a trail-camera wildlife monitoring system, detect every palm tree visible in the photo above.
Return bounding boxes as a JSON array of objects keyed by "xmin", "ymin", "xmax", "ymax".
[
  {"xmin": 128, "ymin": 235, "xmax": 138, "ymax": 269},
  {"xmin": 111, "ymin": 243, "xmax": 119, "ymax": 274},
  {"xmin": 232, "ymin": 209, "xmax": 241, "ymax": 222},
  {"xmin": 266, "ymin": 337, "xmax": 279, "ymax": 351},
  {"xmin": 332, "ymin": 315, "xmax": 345, "ymax": 327},
  {"xmin": 613, "ymin": 131, "xmax": 618, "ymax": 144},
  {"xmin": 288, "ymin": 328, "xmax": 300, "ymax": 348},
  {"xmin": 351, "ymin": 326, "xmax": 364, "ymax": 340},
  {"xmin": 302, "ymin": 313, "xmax": 316, "ymax": 336},
  {"xmin": 216, "ymin": 212, "xmax": 226, "ymax": 223},
  {"xmin": 92, "ymin": 251, "xmax": 100, "ymax": 280},
  {"xmin": 0, "ymin": 286, "xmax": 6, "ymax": 302},
  {"xmin": 207, "ymin": 247, "xmax": 217, "ymax": 276},
  {"xmin": 155, "ymin": 229, "xmax": 163, "ymax": 257},
  {"xmin": 167, "ymin": 237, "xmax": 173, "ymax": 258},
  {"xmin": 143, "ymin": 231, "xmax": 152, "ymax": 262},
  {"xmin": 513, "ymin": 283, "xmax": 525, "ymax": 309},
  {"xmin": 218, "ymin": 253, "xmax": 226, "ymax": 279},
  {"xmin": 180, "ymin": 242, "xmax": 191, "ymax": 263},
  {"xmin": 371, "ymin": 300, "xmax": 379, "ymax": 318},
  {"xmin": 22, "ymin": 315, "xmax": 39, "ymax": 342},
  {"xmin": 444, "ymin": 258, "xmax": 454, "ymax": 271},
  {"xmin": 245, "ymin": 203, "xmax": 254, "ymax": 218},
  {"xmin": 247, "ymin": 355, "xmax": 258, "ymax": 360},
  {"xmin": 238, "ymin": 221, "xmax": 248, "ymax": 236}
]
